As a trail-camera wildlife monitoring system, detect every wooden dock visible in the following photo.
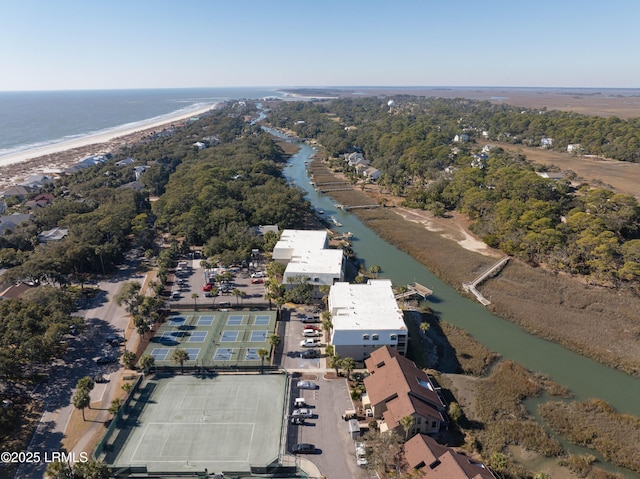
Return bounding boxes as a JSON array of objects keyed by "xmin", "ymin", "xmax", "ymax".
[
  {"xmin": 395, "ymin": 282, "xmax": 433, "ymax": 300},
  {"xmin": 462, "ymin": 256, "xmax": 510, "ymax": 306}
]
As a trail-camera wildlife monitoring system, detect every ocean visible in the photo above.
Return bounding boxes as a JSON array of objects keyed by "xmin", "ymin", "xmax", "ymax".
[{"xmin": 0, "ymin": 88, "xmax": 285, "ymax": 157}]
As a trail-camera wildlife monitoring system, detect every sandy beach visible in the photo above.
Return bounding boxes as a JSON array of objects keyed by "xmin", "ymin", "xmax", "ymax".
[{"xmin": 0, "ymin": 103, "xmax": 219, "ymax": 188}]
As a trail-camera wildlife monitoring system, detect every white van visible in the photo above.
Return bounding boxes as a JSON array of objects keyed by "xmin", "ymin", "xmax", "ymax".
[
  {"xmin": 170, "ymin": 291, "xmax": 180, "ymax": 300},
  {"xmin": 302, "ymin": 330, "xmax": 321, "ymax": 338},
  {"xmin": 294, "ymin": 398, "xmax": 307, "ymax": 408}
]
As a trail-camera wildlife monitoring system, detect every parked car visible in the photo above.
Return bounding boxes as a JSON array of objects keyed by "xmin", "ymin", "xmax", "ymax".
[
  {"xmin": 300, "ymin": 338, "xmax": 321, "ymax": 348},
  {"xmin": 251, "ymin": 278, "xmax": 264, "ymax": 284},
  {"xmin": 296, "ymin": 380, "xmax": 318, "ymax": 390},
  {"xmin": 301, "ymin": 315, "xmax": 320, "ymax": 323},
  {"xmin": 291, "ymin": 408, "xmax": 313, "ymax": 418},
  {"xmin": 250, "ymin": 271, "xmax": 264, "ymax": 278},
  {"xmin": 300, "ymin": 350, "xmax": 318, "ymax": 359},
  {"xmin": 303, "ymin": 325, "xmax": 320, "ymax": 331},
  {"xmin": 94, "ymin": 375, "xmax": 109, "ymax": 383},
  {"xmin": 290, "ymin": 443, "xmax": 317, "ymax": 454},
  {"xmin": 95, "ymin": 356, "xmax": 116, "ymax": 365},
  {"xmin": 202, "ymin": 283, "xmax": 213, "ymax": 291},
  {"xmin": 106, "ymin": 334, "xmax": 125, "ymax": 345},
  {"xmin": 290, "ymin": 416, "xmax": 305, "ymax": 425},
  {"xmin": 302, "ymin": 330, "xmax": 321, "ymax": 338}
]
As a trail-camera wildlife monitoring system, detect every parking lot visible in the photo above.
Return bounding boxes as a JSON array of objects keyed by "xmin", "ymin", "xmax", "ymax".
[{"xmin": 166, "ymin": 258, "xmax": 267, "ymax": 308}]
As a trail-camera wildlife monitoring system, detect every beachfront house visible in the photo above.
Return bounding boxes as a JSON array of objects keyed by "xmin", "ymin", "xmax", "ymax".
[
  {"xmin": 328, "ymin": 280, "xmax": 407, "ymax": 360},
  {"xmin": 362, "ymin": 346, "xmax": 447, "ymax": 438},
  {"xmin": 273, "ymin": 229, "xmax": 345, "ymax": 298}
]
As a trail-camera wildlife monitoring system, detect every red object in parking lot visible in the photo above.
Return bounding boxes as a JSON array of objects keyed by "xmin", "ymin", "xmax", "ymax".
[
  {"xmin": 202, "ymin": 283, "xmax": 212, "ymax": 291},
  {"xmin": 303, "ymin": 325, "xmax": 320, "ymax": 331},
  {"xmin": 251, "ymin": 278, "xmax": 264, "ymax": 284}
]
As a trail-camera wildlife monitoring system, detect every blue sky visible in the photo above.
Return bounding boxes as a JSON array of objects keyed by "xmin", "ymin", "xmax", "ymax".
[{"xmin": 1, "ymin": 0, "xmax": 638, "ymax": 91}]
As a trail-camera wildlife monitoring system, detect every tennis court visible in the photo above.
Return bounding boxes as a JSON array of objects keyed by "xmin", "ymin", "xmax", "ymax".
[
  {"xmin": 144, "ymin": 310, "xmax": 277, "ymax": 369},
  {"xmin": 110, "ymin": 374, "xmax": 287, "ymax": 473}
]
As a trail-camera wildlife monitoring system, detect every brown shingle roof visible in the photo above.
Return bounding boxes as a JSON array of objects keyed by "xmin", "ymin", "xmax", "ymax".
[
  {"xmin": 405, "ymin": 434, "xmax": 497, "ymax": 479},
  {"xmin": 364, "ymin": 346, "xmax": 446, "ymax": 413}
]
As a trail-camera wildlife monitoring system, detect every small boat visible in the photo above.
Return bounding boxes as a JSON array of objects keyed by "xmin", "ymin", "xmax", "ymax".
[
  {"xmin": 317, "ymin": 209, "xmax": 325, "ymax": 215},
  {"xmin": 330, "ymin": 216, "xmax": 342, "ymax": 227}
]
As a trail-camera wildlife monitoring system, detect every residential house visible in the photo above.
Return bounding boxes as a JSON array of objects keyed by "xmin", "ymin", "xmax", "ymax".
[
  {"xmin": 535, "ymin": 172, "xmax": 565, "ymax": 180},
  {"xmin": 453, "ymin": 134, "xmax": 470, "ymax": 143},
  {"xmin": 1, "ymin": 185, "xmax": 32, "ymax": 201},
  {"xmin": 65, "ymin": 154, "xmax": 109, "ymax": 174},
  {"xmin": 193, "ymin": 141, "xmax": 207, "ymax": 150},
  {"xmin": 405, "ymin": 434, "xmax": 497, "ymax": 479},
  {"xmin": 328, "ymin": 280, "xmax": 407, "ymax": 360},
  {"xmin": 26, "ymin": 193, "xmax": 55, "ymax": 209},
  {"xmin": 362, "ymin": 166, "xmax": 382, "ymax": 181},
  {"xmin": 481, "ymin": 145, "xmax": 494, "ymax": 154},
  {"xmin": 38, "ymin": 227, "xmax": 69, "ymax": 243},
  {"xmin": 345, "ymin": 152, "xmax": 368, "ymax": 167},
  {"xmin": 471, "ymin": 154, "xmax": 487, "ymax": 169},
  {"xmin": 21, "ymin": 174, "xmax": 54, "ymax": 189},
  {"xmin": 254, "ymin": 225, "xmax": 279, "ymax": 236},
  {"xmin": 0, "ymin": 282, "xmax": 35, "ymax": 300},
  {"xmin": 540, "ymin": 137, "xmax": 553, "ymax": 148},
  {"xmin": 273, "ymin": 229, "xmax": 345, "ymax": 298},
  {"xmin": 115, "ymin": 157, "xmax": 136, "ymax": 167},
  {"xmin": 567, "ymin": 143, "xmax": 581, "ymax": 153},
  {"xmin": 0, "ymin": 213, "xmax": 33, "ymax": 235},
  {"xmin": 363, "ymin": 346, "xmax": 447, "ymax": 438}
]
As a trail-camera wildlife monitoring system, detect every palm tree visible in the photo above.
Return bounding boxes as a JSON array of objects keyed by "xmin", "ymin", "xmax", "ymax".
[
  {"xmin": 191, "ymin": 292, "xmax": 199, "ymax": 311},
  {"xmin": 342, "ymin": 357, "xmax": 356, "ymax": 380},
  {"xmin": 122, "ymin": 350, "xmax": 137, "ymax": 369},
  {"xmin": 400, "ymin": 414, "xmax": 416, "ymax": 440},
  {"xmin": 328, "ymin": 354, "xmax": 342, "ymax": 376},
  {"xmin": 419, "ymin": 321, "xmax": 430, "ymax": 335},
  {"xmin": 138, "ymin": 353, "xmax": 155, "ymax": 373},
  {"xmin": 172, "ymin": 348, "xmax": 190, "ymax": 373},
  {"xmin": 72, "ymin": 388, "xmax": 90, "ymax": 421},
  {"xmin": 73, "ymin": 460, "xmax": 110, "ymax": 479},
  {"xmin": 109, "ymin": 398, "xmax": 122, "ymax": 416},
  {"xmin": 268, "ymin": 334, "xmax": 281, "ymax": 352},
  {"xmin": 46, "ymin": 460, "xmax": 72, "ymax": 479},
  {"xmin": 257, "ymin": 348, "xmax": 270, "ymax": 373},
  {"xmin": 368, "ymin": 265, "xmax": 381, "ymax": 278},
  {"xmin": 232, "ymin": 288, "xmax": 242, "ymax": 306}
]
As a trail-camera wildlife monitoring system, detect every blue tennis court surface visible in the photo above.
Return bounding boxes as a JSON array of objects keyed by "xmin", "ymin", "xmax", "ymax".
[
  {"xmin": 250, "ymin": 330, "xmax": 268, "ymax": 342},
  {"xmin": 143, "ymin": 310, "xmax": 277, "ymax": 368},
  {"xmin": 214, "ymin": 348, "xmax": 235, "ymax": 360},
  {"xmin": 184, "ymin": 348, "xmax": 200, "ymax": 360},
  {"xmin": 245, "ymin": 348, "xmax": 260, "ymax": 360},
  {"xmin": 197, "ymin": 315, "xmax": 214, "ymax": 326},
  {"xmin": 188, "ymin": 331, "xmax": 207, "ymax": 342},
  {"xmin": 226, "ymin": 315, "xmax": 244, "ymax": 325},
  {"xmin": 220, "ymin": 331, "xmax": 239, "ymax": 342},
  {"xmin": 151, "ymin": 349, "xmax": 170, "ymax": 360},
  {"xmin": 254, "ymin": 315, "xmax": 270, "ymax": 325}
]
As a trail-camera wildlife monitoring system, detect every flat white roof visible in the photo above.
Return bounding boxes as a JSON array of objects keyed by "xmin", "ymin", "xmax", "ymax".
[
  {"xmin": 284, "ymin": 248, "xmax": 344, "ymax": 278},
  {"xmin": 330, "ymin": 280, "xmax": 405, "ymax": 330},
  {"xmin": 273, "ymin": 229, "xmax": 327, "ymax": 258}
]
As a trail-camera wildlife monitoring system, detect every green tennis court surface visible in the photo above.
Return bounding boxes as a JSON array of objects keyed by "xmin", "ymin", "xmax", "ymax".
[{"xmin": 111, "ymin": 374, "xmax": 287, "ymax": 473}]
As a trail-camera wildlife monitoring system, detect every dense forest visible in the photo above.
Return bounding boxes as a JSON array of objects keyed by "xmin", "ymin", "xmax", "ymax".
[{"xmin": 267, "ymin": 98, "xmax": 640, "ymax": 289}]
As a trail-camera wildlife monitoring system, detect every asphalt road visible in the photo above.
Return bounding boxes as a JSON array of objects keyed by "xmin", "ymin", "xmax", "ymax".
[{"xmin": 14, "ymin": 258, "xmax": 145, "ymax": 479}]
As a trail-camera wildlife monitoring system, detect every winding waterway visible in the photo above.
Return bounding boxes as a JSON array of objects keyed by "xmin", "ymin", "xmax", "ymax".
[
  {"xmin": 267, "ymin": 128, "xmax": 640, "ymax": 478},
  {"xmin": 269, "ymin": 130, "xmax": 640, "ymax": 415}
]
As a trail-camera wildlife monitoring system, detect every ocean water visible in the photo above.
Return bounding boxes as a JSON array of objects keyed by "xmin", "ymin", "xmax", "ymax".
[{"xmin": 0, "ymin": 88, "xmax": 284, "ymax": 157}]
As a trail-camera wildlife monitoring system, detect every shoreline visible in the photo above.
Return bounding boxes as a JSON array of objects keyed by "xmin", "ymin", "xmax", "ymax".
[{"xmin": 0, "ymin": 103, "xmax": 219, "ymax": 188}]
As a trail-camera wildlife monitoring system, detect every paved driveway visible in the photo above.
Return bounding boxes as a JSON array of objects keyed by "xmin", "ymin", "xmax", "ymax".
[{"xmin": 286, "ymin": 375, "xmax": 372, "ymax": 478}]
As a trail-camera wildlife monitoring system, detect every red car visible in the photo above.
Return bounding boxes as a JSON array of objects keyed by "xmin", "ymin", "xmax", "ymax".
[
  {"xmin": 251, "ymin": 278, "xmax": 264, "ymax": 284},
  {"xmin": 202, "ymin": 283, "xmax": 213, "ymax": 291}
]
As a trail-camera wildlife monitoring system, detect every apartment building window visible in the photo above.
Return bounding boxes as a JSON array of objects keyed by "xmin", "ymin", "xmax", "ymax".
[
  {"xmin": 372, "ymin": 334, "xmax": 379, "ymax": 341},
  {"xmin": 362, "ymin": 334, "xmax": 369, "ymax": 340}
]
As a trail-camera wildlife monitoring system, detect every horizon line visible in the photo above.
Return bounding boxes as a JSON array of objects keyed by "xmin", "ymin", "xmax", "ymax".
[{"xmin": 1, "ymin": 85, "xmax": 640, "ymax": 94}]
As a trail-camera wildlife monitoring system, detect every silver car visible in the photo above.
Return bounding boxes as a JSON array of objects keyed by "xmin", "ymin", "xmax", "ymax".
[{"xmin": 297, "ymin": 380, "xmax": 318, "ymax": 390}]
